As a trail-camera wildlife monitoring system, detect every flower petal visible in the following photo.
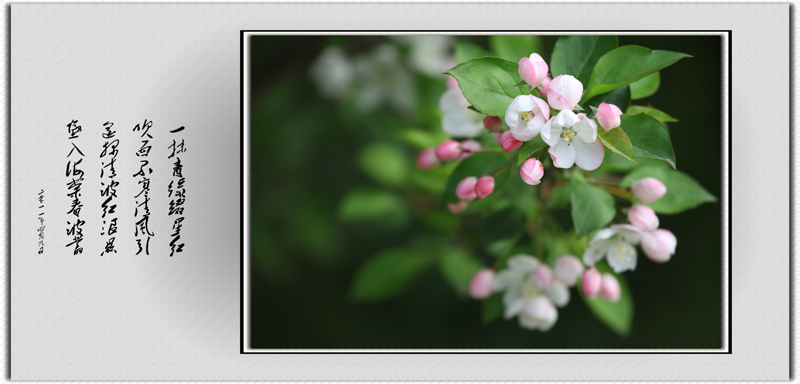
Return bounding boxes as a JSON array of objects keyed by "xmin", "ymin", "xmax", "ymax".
[
  {"xmin": 574, "ymin": 113, "xmax": 598, "ymax": 143},
  {"xmin": 549, "ymin": 142, "xmax": 576, "ymax": 169},
  {"xmin": 540, "ymin": 118, "xmax": 558, "ymax": 146},
  {"xmin": 572, "ymin": 138, "xmax": 605, "ymax": 171},
  {"xmin": 506, "ymin": 254, "xmax": 539, "ymax": 271},
  {"xmin": 583, "ymin": 239, "xmax": 611, "ymax": 265},
  {"xmin": 553, "ymin": 110, "xmax": 580, "ymax": 128},
  {"xmin": 546, "ymin": 280, "xmax": 570, "ymax": 307},
  {"xmin": 606, "ymin": 238, "xmax": 638, "ymax": 273}
]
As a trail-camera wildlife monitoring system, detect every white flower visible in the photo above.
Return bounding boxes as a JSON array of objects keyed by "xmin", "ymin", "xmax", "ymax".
[
  {"xmin": 439, "ymin": 89, "xmax": 485, "ymax": 138},
  {"xmin": 583, "ymin": 224, "xmax": 643, "ymax": 273},
  {"xmin": 492, "ymin": 255, "xmax": 569, "ymax": 331},
  {"xmin": 404, "ymin": 35, "xmax": 453, "ymax": 77},
  {"xmin": 309, "ymin": 46, "xmax": 354, "ymax": 99},
  {"xmin": 504, "ymin": 95, "xmax": 550, "ymax": 142},
  {"xmin": 546, "ymin": 74, "xmax": 583, "ymax": 111},
  {"xmin": 353, "ymin": 44, "xmax": 415, "ymax": 113},
  {"xmin": 541, "ymin": 110, "xmax": 604, "ymax": 170}
]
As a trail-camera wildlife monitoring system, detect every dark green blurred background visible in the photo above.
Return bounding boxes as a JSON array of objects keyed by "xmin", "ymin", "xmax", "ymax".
[{"xmin": 249, "ymin": 35, "xmax": 723, "ymax": 349}]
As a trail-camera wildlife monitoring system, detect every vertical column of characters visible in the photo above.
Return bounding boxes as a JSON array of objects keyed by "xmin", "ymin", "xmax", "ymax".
[
  {"xmin": 65, "ymin": 119, "xmax": 86, "ymax": 255},
  {"xmin": 37, "ymin": 189, "xmax": 45, "ymax": 254},
  {"xmin": 167, "ymin": 127, "xmax": 187, "ymax": 257},
  {"xmin": 100, "ymin": 122, "xmax": 120, "ymax": 256},
  {"xmin": 133, "ymin": 120, "xmax": 154, "ymax": 255}
]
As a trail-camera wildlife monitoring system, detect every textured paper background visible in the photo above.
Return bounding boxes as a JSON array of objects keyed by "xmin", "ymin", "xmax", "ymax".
[{"xmin": 9, "ymin": 3, "xmax": 790, "ymax": 380}]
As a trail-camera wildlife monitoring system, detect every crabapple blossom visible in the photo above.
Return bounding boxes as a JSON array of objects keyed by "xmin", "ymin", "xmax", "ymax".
[
  {"xmin": 447, "ymin": 200, "xmax": 468, "ymax": 214},
  {"xmin": 416, "ymin": 147, "xmax": 439, "ymax": 170},
  {"xmin": 456, "ymin": 176, "xmax": 479, "ymax": 202},
  {"xmin": 483, "ymin": 116, "xmax": 503, "ymax": 132},
  {"xmin": 435, "ymin": 140, "xmax": 462, "ymax": 162},
  {"xmin": 469, "ymin": 269, "xmax": 495, "ymax": 299},
  {"xmin": 476, "ymin": 176, "xmax": 495, "ymax": 199},
  {"xmin": 492, "ymin": 255, "xmax": 566, "ymax": 331},
  {"xmin": 583, "ymin": 224, "xmax": 644, "ymax": 273},
  {"xmin": 541, "ymin": 110, "xmax": 604, "ymax": 170},
  {"xmin": 628, "ymin": 204, "xmax": 659, "ymax": 232},
  {"xmin": 596, "ymin": 102, "xmax": 623, "ymax": 131},
  {"xmin": 632, "ymin": 177, "xmax": 667, "ymax": 202},
  {"xmin": 439, "ymin": 88, "xmax": 485, "ymax": 138},
  {"xmin": 546, "ymin": 74, "xmax": 583, "ymax": 111},
  {"xmin": 581, "ymin": 267, "xmax": 602, "ymax": 299},
  {"xmin": 641, "ymin": 229, "xmax": 677, "ymax": 263},
  {"xmin": 600, "ymin": 273, "xmax": 621, "ymax": 302},
  {"xmin": 500, "ymin": 131, "xmax": 523, "ymax": 152},
  {"xmin": 309, "ymin": 46, "xmax": 354, "ymax": 99},
  {"xmin": 504, "ymin": 94, "xmax": 551, "ymax": 141},
  {"xmin": 519, "ymin": 296, "xmax": 558, "ymax": 331},
  {"xmin": 554, "ymin": 255, "xmax": 584, "ymax": 287},
  {"xmin": 520, "ymin": 158, "xmax": 545, "ymax": 185},
  {"xmin": 518, "ymin": 53, "xmax": 549, "ymax": 87}
]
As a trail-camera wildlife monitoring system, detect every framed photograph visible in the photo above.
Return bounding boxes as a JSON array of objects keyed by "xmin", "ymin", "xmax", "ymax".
[
  {"xmin": 242, "ymin": 33, "xmax": 729, "ymax": 352},
  {"xmin": 8, "ymin": 2, "xmax": 790, "ymax": 381}
]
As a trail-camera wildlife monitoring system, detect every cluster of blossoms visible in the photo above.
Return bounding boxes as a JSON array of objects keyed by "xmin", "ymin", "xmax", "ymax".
[
  {"xmin": 584, "ymin": 178, "xmax": 676, "ymax": 273},
  {"xmin": 468, "ymin": 254, "xmax": 622, "ymax": 331},
  {"xmin": 412, "ymin": 49, "xmax": 682, "ymax": 332}
]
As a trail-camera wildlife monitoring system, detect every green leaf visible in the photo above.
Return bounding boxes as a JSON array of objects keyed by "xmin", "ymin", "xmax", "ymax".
[
  {"xmin": 629, "ymin": 72, "xmax": 660, "ymax": 100},
  {"xmin": 445, "ymin": 58, "xmax": 522, "ymax": 116},
  {"xmin": 439, "ymin": 249, "xmax": 484, "ymax": 297},
  {"xmin": 549, "ymin": 36, "xmax": 618, "ymax": 86},
  {"xmin": 626, "ymin": 106, "xmax": 678, "ymax": 123},
  {"xmin": 357, "ymin": 142, "xmax": 408, "ymax": 187},
  {"xmin": 455, "ymin": 41, "xmax": 492, "ymax": 63},
  {"xmin": 620, "ymin": 165, "xmax": 717, "ymax": 214},
  {"xmin": 570, "ymin": 172, "xmax": 615, "ymax": 237},
  {"xmin": 583, "ymin": 85, "xmax": 631, "ymax": 114},
  {"xmin": 482, "ymin": 293, "xmax": 504, "ymax": 325},
  {"xmin": 516, "ymin": 135, "xmax": 548, "ymax": 166},
  {"xmin": 596, "ymin": 148, "xmax": 638, "ymax": 173},
  {"xmin": 444, "ymin": 152, "xmax": 513, "ymax": 203},
  {"xmin": 581, "ymin": 46, "xmax": 691, "ymax": 103},
  {"xmin": 489, "ymin": 35, "xmax": 544, "ymax": 62},
  {"xmin": 598, "ymin": 127, "xmax": 638, "ymax": 165},
  {"xmin": 579, "ymin": 262, "xmax": 634, "ymax": 336},
  {"xmin": 482, "ymin": 206, "xmax": 526, "ymax": 256},
  {"xmin": 350, "ymin": 249, "xmax": 434, "ymax": 302},
  {"xmin": 619, "ymin": 113, "xmax": 676, "ymax": 168},
  {"xmin": 338, "ymin": 189, "xmax": 409, "ymax": 226}
]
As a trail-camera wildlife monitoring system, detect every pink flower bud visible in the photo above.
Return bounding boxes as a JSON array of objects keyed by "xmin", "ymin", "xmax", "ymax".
[
  {"xmin": 469, "ymin": 269, "xmax": 495, "ymax": 299},
  {"xmin": 447, "ymin": 200, "xmax": 468, "ymax": 214},
  {"xmin": 456, "ymin": 176, "xmax": 478, "ymax": 202},
  {"xmin": 500, "ymin": 131, "xmax": 523, "ymax": 152},
  {"xmin": 596, "ymin": 102, "xmax": 623, "ymax": 131},
  {"xmin": 581, "ymin": 267, "xmax": 602, "ymax": 299},
  {"xmin": 532, "ymin": 265, "xmax": 554, "ymax": 290},
  {"xmin": 460, "ymin": 140, "xmax": 483, "ymax": 153},
  {"xmin": 554, "ymin": 255, "xmax": 584, "ymax": 287},
  {"xmin": 475, "ymin": 176, "xmax": 495, "ymax": 199},
  {"xmin": 522, "ymin": 296, "xmax": 557, "ymax": 326},
  {"xmin": 628, "ymin": 204, "xmax": 660, "ymax": 232},
  {"xmin": 435, "ymin": 140, "xmax": 462, "ymax": 162},
  {"xmin": 483, "ymin": 116, "xmax": 503, "ymax": 132},
  {"xmin": 599, "ymin": 273, "xmax": 621, "ymax": 302},
  {"xmin": 631, "ymin": 177, "xmax": 667, "ymax": 202},
  {"xmin": 641, "ymin": 229, "xmax": 677, "ymax": 263},
  {"xmin": 518, "ymin": 53, "xmax": 549, "ymax": 87},
  {"xmin": 546, "ymin": 74, "xmax": 583, "ymax": 111},
  {"xmin": 520, "ymin": 158, "xmax": 545, "ymax": 185},
  {"xmin": 416, "ymin": 147, "xmax": 439, "ymax": 170}
]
